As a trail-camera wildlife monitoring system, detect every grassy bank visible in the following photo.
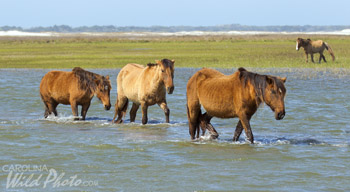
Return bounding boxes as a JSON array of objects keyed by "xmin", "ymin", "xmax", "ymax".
[{"xmin": 1, "ymin": 35, "xmax": 350, "ymax": 68}]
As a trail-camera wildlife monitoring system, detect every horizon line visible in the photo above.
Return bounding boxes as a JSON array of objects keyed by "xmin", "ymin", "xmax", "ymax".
[{"xmin": 1, "ymin": 24, "xmax": 350, "ymax": 29}]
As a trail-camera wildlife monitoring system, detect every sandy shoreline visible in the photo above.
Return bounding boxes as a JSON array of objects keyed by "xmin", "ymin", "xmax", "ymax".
[{"xmin": 1, "ymin": 30, "xmax": 350, "ymax": 37}]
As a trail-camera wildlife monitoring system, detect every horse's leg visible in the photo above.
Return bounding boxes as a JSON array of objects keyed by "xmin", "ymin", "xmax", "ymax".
[
  {"xmin": 319, "ymin": 53, "xmax": 322, "ymax": 63},
  {"xmin": 80, "ymin": 102, "xmax": 91, "ymax": 120},
  {"xmin": 129, "ymin": 103, "xmax": 139, "ymax": 123},
  {"xmin": 44, "ymin": 108, "xmax": 50, "ymax": 118},
  {"xmin": 187, "ymin": 103, "xmax": 201, "ymax": 140},
  {"xmin": 141, "ymin": 102, "xmax": 148, "ymax": 125},
  {"xmin": 199, "ymin": 113, "xmax": 218, "ymax": 139},
  {"xmin": 51, "ymin": 102, "xmax": 58, "ymax": 116},
  {"xmin": 113, "ymin": 97, "xmax": 128, "ymax": 124},
  {"xmin": 158, "ymin": 101, "xmax": 170, "ymax": 123},
  {"xmin": 112, "ymin": 98, "xmax": 119, "ymax": 123},
  {"xmin": 41, "ymin": 94, "xmax": 50, "ymax": 118},
  {"xmin": 47, "ymin": 100, "xmax": 58, "ymax": 117},
  {"xmin": 233, "ymin": 120, "xmax": 243, "ymax": 142},
  {"xmin": 43, "ymin": 101, "xmax": 50, "ymax": 118},
  {"xmin": 305, "ymin": 53, "xmax": 309, "ymax": 63},
  {"xmin": 44, "ymin": 100, "xmax": 57, "ymax": 118},
  {"xmin": 199, "ymin": 113, "xmax": 207, "ymax": 137},
  {"xmin": 238, "ymin": 115, "xmax": 254, "ymax": 144},
  {"xmin": 311, "ymin": 53, "xmax": 315, "ymax": 63},
  {"xmin": 70, "ymin": 100, "xmax": 79, "ymax": 120},
  {"xmin": 322, "ymin": 54, "xmax": 327, "ymax": 63}
]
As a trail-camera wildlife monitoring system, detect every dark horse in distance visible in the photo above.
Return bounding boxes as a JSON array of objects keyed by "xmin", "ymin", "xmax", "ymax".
[
  {"xmin": 296, "ymin": 37, "xmax": 335, "ymax": 63},
  {"xmin": 186, "ymin": 67, "xmax": 287, "ymax": 144}
]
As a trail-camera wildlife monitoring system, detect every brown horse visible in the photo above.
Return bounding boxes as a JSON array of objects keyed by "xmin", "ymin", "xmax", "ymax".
[
  {"xmin": 186, "ymin": 67, "xmax": 287, "ymax": 144},
  {"xmin": 40, "ymin": 67, "xmax": 112, "ymax": 120},
  {"xmin": 296, "ymin": 38, "xmax": 335, "ymax": 63},
  {"xmin": 112, "ymin": 59, "xmax": 175, "ymax": 124}
]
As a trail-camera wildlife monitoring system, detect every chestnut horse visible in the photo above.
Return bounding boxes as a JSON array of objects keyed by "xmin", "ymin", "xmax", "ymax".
[
  {"xmin": 112, "ymin": 59, "xmax": 175, "ymax": 124},
  {"xmin": 186, "ymin": 67, "xmax": 287, "ymax": 144},
  {"xmin": 296, "ymin": 38, "xmax": 335, "ymax": 63},
  {"xmin": 40, "ymin": 67, "xmax": 112, "ymax": 120}
]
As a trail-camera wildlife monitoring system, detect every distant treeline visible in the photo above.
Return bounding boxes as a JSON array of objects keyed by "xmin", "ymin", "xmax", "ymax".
[{"xmin": 1, "ymin": 24, "xmax": 350, "ymax": 33}]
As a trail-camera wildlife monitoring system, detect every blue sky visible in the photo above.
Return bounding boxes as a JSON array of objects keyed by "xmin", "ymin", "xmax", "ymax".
[{"xmin": 1, "ymin": 0, "xmax": 349, "ymax": 28}]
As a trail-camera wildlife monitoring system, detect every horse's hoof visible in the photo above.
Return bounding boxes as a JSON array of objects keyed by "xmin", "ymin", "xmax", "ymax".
[
  {"xmin": 114, "ymin": 119, "xmax": 123, "ymax": 124},
  {"xmin": 210, "ymin": 134, "xmax": 219, "ymax": 140}
]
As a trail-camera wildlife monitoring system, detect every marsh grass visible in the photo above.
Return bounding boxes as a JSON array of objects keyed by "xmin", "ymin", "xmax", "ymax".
[{"xmin": 0, "ymin": 35, "xmax": 349, "ymax": 68}]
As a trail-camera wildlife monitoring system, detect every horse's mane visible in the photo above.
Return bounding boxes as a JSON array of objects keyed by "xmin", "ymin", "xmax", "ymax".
[
  {"xmin": 72, "ymin": 67, "xmax": 99, "ymax": 92},
  {"xmin": 305, "ymin": 38, "xmax": 311, "ymax": 44},
  {"xmin": 238, "ymin": 67, "xmax": 284, "ymax": 105},
  {"xmin": 298, "ymin": 38, "xmax": 311, "ymax": 45},
  {"xmin": 160, "ymin": 59, "xmax": 174, "ymax": 68},
  {"xmin": 147, "ymin": 63, "xmax": 157, "ymax": 67},
  {"xmin": 147, "ymin": 59, "xmax": 174, "ymax": 68}
]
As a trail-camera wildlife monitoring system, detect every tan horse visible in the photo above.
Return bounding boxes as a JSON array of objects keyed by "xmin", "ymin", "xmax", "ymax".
[
  {"xmin": 40, "ymin": 67, "xmax": 112, "ymax": 120},
  {"xmin": 296, "ymin": 38, "xmax": 335, "ymax": 63},
  {"xmin": 112, "ymin": 59, "xmax": 175, "ymax": 124},
  {"xmin": 186, "ymin": 67, "xmax": 287, "ymax": 144}
]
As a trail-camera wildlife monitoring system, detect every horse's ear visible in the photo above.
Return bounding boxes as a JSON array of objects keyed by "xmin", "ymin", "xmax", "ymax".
[
  {"xmin": 171, "ymin": 59, "xmax": 175, "ymax": 69},
  {"xmin": 266, "ymin": 76, "xmax": 274, "ymax": 85},
  {"xmin": 280, "ymin": 77, "xmax": 287, "ymax": 83},
  {"xmin": 238, "ymin": 67, "xmax": 246, "ymax": 79},
  {"xmin": 238, "ymin": 67, "xmax": 246, "ymax": 72},
  {"xmin": 105, "ymin": 75, "xmax": 110, "ymax": 80}
]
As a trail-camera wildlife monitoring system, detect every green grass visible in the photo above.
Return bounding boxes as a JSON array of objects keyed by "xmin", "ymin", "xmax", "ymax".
[{"xmin": 1, "ymin": 35, "xmax": 350, "ymax": 68}]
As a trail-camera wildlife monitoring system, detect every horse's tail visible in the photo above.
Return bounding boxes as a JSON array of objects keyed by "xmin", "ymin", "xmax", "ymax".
[
  {"xmin": 40, "ymin": 93, "xmax": 50, "ymax": 118},
  {"xmin": 111, "ymin": 103, "xmax": 118, "ymax": 123},
  {"xmin": 324, "ymin": 42, "xmax": 335, "ymax": 61},
  {"xmin": 186, "ymin": 104, "xmax": 190, "ymax": 123},
  {"xmin": 186, "ymin": 104, "xmax": 194, "ymax": 136},
  {"xmin": 112, "ymin": 96, "xmax": 128, "ymax": 123}
]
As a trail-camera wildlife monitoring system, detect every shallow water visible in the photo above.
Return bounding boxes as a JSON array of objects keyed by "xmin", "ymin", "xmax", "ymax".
[{"xmin": 0, "ymin": 68, "xmax": 349, "ymax": 191}]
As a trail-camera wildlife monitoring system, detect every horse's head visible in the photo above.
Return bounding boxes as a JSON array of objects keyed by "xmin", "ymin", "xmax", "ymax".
[
  {"xmin": 155, "ymin": 59, "xmax": 175, "ymax": 94},
  {"xmin": 263, "ymin": 76, "xmax": 287, "ymax": 120},
  {"xmin": 95, "ymin": 75, "xmax": 112, "ymax": 110},
  {"xmin": 296, "ymin": 38, "xmax": 310, "ymax": 51}
]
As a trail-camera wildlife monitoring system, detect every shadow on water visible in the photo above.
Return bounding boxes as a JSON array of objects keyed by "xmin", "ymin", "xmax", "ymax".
[
  {"xmin": 194, "ymin": 135, "xmax": 344, "ymax": 147},
  {"xmin": 257, "ymin": 137, "xmax": 325, "ymax": 145},
  {"xmin": 85, "ymin": 116, "xmax": 112, "ymax": 121},
  {"xmin": 40, "ymin": 115, "xmax": 185, "ymax": 128},
  {"xmin": 108, "ymin": 118, "xmax": 185, "ymax": 126}
]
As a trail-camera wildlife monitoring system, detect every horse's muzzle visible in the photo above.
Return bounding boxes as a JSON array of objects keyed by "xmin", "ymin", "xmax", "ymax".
[
  {"xmin": 167, "ymin": 86, "xmax": 174, "ymax": 94},
  {"xmin": 276, "ymin": 111, "xmax": 285, "ymax": 120},
  {"xmin": 104, "ymin": 104, "xmax": 111, "ymax": 111}
]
